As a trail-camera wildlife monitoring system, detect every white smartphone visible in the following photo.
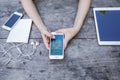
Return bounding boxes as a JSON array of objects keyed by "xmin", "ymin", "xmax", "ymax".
[
  {"xmin": 2, "ymin": 12, "xmax": 23, "ymax": 31},
  {"xmin": 49, "ymin": 32, "xmax": 64, "ymax": 59}
]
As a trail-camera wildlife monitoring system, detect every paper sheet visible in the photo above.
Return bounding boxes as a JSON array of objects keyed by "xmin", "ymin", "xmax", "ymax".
[{"xmin": 7, "ymin": 19, "xmax": 32, "ymax": 43}]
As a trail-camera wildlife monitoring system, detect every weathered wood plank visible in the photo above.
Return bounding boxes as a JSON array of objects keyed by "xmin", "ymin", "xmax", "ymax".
[
  {"xmin": 0, "ymin": 12, "xmax": 95, "ymax": 39},
  {"xmin": 0, "ymin": 17, "xmax": 96, "ymax": 39},
  {"xmin": 91, "ymin": 0, "xmax": 120, "ymax": 7},
  {"xmin": 0, "ymin": 39, "xmax": 120, "ymax": 80},
  {"xmin": 0, "ymin": 0, "xmax": 120, "ymax": 79},
  {"xmin": 1, "ymin": 0, "xmax": 120, "ymax": 39},
  {"xmin": 0, "ymin": 0, "xmax": 19, "ymax": 2}
]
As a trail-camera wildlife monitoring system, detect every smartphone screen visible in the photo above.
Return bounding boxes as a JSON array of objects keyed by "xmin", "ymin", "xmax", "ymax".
[
  {"xmin": 5, "ymin": 14, "xmax": 20, "ymax": 28},
  {"xmin": 50, "ymin": 35, "xmax": 63, "ymax": 55}
]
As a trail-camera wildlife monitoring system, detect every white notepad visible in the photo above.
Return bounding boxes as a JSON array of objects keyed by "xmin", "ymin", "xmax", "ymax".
[{"xmin": 7, "ymin": 19, "xmax": 32, "ymax": 43}]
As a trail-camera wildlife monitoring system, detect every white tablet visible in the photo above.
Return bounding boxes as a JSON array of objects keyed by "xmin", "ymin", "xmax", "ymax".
[{"xmin": 93, "ymin": 7, "xmax": 120, "ymax": 45}]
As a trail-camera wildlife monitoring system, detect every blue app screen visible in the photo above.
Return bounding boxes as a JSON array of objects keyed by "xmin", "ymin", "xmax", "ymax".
[
  {"xmin": 50, "ymin": 35, "xmax": 63, "ymax": 55},
  {"xmin": 5, "ymin": 14, "xmax": 20, "ymax": 28}
]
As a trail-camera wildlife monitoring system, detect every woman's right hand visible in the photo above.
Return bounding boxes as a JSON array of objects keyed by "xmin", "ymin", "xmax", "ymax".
[{"xmin": 40, "ymin": 27, "xmax": 54, "ymax": 50}]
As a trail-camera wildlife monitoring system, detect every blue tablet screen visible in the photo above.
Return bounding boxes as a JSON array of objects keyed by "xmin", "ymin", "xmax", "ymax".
[{"xmin": 95, "ymin": 10, "xmax": 120, "ymax": 41}]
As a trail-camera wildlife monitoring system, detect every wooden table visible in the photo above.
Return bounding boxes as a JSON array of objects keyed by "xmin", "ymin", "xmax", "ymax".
[{"xmin": 0, "ymin": 0, "xmax": 120, "ymax": 80}]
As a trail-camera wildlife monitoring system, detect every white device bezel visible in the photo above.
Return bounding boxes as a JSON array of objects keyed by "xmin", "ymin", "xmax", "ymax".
[
  {"xmin": 93, "ymin": 7, "xmax": 120, "ymax": 45},
  {"xmin": 2, "ymin": 12, "xmax": 23, "ymax": 31},
  {"xmin": 49, "ymin": 32, "xmax": 64, "ymax": 59}
]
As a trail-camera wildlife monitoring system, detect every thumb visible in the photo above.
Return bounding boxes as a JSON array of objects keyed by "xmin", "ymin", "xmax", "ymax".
[{"xmin": 45, "ymin": 31, "xmax": 54, "ymax": 38}]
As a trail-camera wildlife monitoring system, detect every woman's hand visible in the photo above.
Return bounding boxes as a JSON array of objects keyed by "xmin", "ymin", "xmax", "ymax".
[
  {"xmin": 40, "ymin": 27, "xmax": 54, "ymax": 50},
  {"xmin": 56, "ymin": 28, "xmax": 79, "ymax": 49}
]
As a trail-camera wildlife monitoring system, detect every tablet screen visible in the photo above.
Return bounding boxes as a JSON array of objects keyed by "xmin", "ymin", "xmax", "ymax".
[
  {"xmin": 94, "ymin": 8, "xmax": 120, "ymax": 45},
  {"xmin": 96, "ymin": 10, "xmax": 120, "ymax": 41}
]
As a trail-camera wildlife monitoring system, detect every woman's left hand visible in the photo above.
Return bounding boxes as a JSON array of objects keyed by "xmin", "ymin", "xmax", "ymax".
[{"xmin": 56, "ymin": 28, "xmax": 79, "ymax": 49}]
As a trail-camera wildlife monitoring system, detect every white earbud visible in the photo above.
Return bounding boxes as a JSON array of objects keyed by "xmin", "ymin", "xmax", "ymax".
[
  {"xmin": 30, "ymin": 41, "xmax": 39, "ymax": 49},
  {"xmin": 30, "ymin": 42, "xmax": 34, "ymax": 45},
  {"xmin": 35, "ymin": 42, "xmax": 39, "ymax": 46}
]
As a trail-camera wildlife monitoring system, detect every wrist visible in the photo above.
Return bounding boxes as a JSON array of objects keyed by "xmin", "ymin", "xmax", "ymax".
[
  {"xmin": 72, "ymin": 27, "xmax": 80, "ymax": 34},
  {"xmin": 38, "ymin": 25, "xmax": 47, "ymax": 33}
]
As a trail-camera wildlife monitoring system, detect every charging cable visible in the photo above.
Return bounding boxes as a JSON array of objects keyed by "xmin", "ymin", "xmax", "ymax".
[{"xmin": 0, "ymin": 41, "xmax": 39, "ymax": 64}]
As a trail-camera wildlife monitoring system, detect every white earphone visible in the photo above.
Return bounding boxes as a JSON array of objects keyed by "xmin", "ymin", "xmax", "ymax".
[
  {"xmin": 30, "ymin": 41, "xmax": 39, "ymax": 49},
  {"xmin": 0, "ymin": 42, "xmax": 40, "ymax": 64}
]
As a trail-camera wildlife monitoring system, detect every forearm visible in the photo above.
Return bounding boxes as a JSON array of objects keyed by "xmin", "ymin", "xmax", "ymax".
[
  {"xmin": 73, "ymin": 0, "xmax": 91, "ymax": 33},
  {"xmin": 21, "ymin": 0, "xmax": 46, "ymax": 32}
]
